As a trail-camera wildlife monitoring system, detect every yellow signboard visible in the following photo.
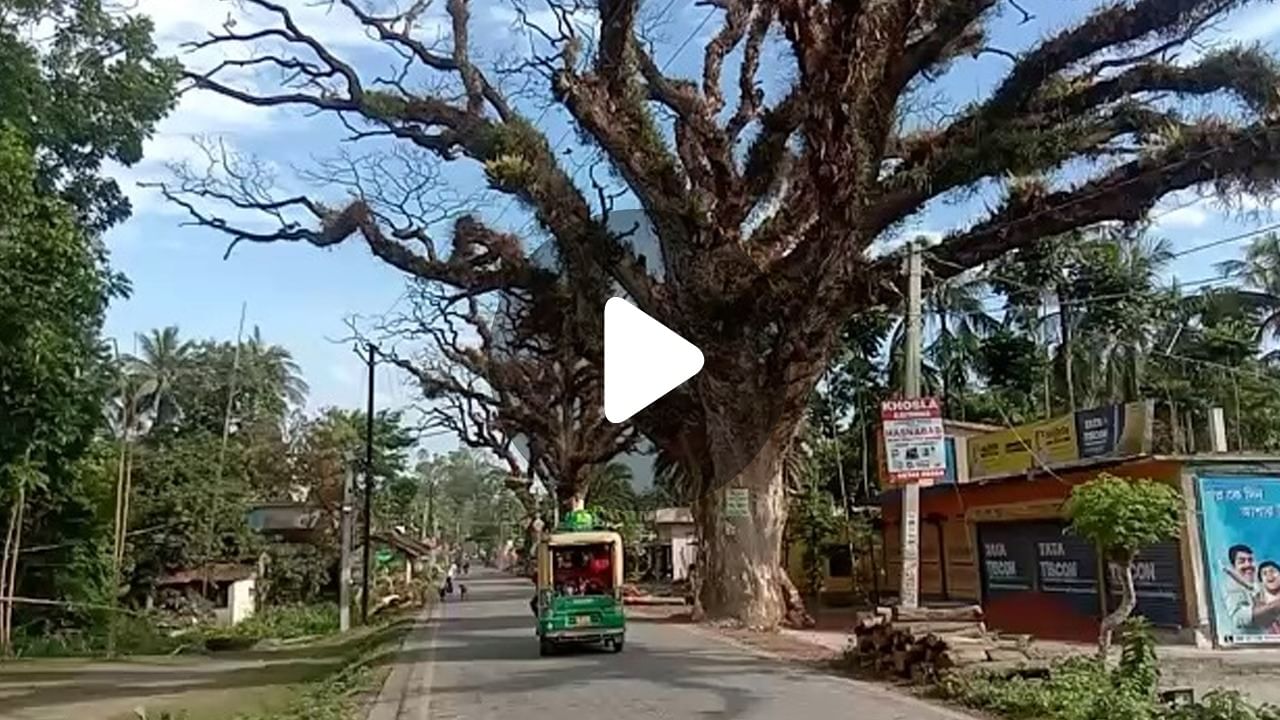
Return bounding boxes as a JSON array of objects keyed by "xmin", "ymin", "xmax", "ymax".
[
  {"xmin": 965, "ymin": 400, "xmax": 1153, "ymax": 482},
  {"xmin": 967, "ymin": 414, "xmax": 1079, "ymax": 481}
]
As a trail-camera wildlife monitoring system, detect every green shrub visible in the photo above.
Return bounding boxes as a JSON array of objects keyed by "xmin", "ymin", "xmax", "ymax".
[
  {"xmin": 226, "ymin": 603, "xmax": 340, "ymax": 641},
  {"xmin": 940, "ymin": 623, "xmax": 1162, "ymax": 720},
  {"xmin": 13, "ymin": 613, "xmax": 181, "ymax": 657},
  {"xmin": 1163, "ymin": 691, "xmax": 1280, "ymax": 720},
  {"xmin": 940, "ymin": 622, "xmax": 1280, "ymax": 720}
]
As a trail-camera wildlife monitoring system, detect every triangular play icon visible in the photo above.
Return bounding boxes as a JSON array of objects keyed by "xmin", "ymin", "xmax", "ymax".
[{"xmin": 604, "ymin": 297, "xmax": 704, "ymax": 424}]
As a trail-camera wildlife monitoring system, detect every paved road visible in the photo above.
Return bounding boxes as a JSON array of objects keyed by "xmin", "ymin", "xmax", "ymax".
[{"xmin": 369, "ymin": 571, "xmax": 972, "ymax": 720}]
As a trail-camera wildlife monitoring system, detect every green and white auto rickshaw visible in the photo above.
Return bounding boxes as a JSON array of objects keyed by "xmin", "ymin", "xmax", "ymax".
[{"xmin": 534, "ymin": 510, "xmax": 626, "ymax": 655}]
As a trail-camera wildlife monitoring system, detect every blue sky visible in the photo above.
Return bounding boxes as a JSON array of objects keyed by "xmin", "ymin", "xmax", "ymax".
[{"xmin": 102, "ymin": 0, "xmax": 1280, "ymax": 453}]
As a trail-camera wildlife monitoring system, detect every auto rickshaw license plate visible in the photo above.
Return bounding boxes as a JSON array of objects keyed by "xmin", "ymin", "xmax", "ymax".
[{"xmin": 575, "ymin": 615, "xmax": 594, "ymax": 627}]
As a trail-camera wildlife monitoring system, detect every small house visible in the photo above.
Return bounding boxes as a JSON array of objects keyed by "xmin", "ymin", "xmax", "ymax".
[
  {"xmin": 648, "ymin": 507, "xmax": 697, "ymax": 581},
  {"xmin": 155, "ymin": 562, "xmax": 259, "ymax": 626}
]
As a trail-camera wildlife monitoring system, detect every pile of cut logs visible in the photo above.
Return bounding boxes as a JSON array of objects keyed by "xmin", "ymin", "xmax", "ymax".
[{"xmin": 849, "ymin": 605, "xmax": 1038, "ymax": 682}]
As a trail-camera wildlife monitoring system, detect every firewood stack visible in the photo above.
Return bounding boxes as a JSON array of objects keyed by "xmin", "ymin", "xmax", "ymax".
[{"xmin": 848, "ymin": 605, "xmax": 1037, "ymax": 682}]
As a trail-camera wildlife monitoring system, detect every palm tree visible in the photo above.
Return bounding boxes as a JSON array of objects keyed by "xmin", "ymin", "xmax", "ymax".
[
  {"xmin": 928, "ymin": 278, "xmax": 998, "ymax": 419},
  {"xmin": 1216, "ymin": 232, "xmax": 1280, "ymax": 342},
  {"xmin": 885, "ymin": 277, "xmax": 994, "ymax": 416},
  {"xmin": 1071, "ymin": 233, "xmax": 1173, "ymax": 406},
  {"xmin": 584, "ymin": 462, "xmax": 637, "ymax": 520},
  {"xmin": 126, "ymin": 326, "xmax": 192, "ymax": 429},
  {"xmin": 243, "ymin": 326, "xmax": 309, "ymax": 411}
]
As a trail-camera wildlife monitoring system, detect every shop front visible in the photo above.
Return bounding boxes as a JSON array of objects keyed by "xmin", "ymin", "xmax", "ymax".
[{"xmin": 881, "ymin": 455, "xmax": 1205, "ymax": 643}]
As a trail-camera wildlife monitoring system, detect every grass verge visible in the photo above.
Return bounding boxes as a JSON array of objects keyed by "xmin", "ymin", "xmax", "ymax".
[
  {"xmin": 131, "ymin": 613, "xmax": 418, "ymax": 720},
  {"xmin": 230, "ymin": 616, "xmax": 415, "ymax": 720}
]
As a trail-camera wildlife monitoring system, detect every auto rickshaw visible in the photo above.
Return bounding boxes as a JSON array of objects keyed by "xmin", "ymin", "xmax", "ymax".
[{"xmin": 534, "ymin": 509, "xmax": 626, "ymax": 655}]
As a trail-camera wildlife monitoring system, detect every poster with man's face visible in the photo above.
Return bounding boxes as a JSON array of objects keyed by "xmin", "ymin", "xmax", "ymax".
[{"xmin": 1198, "ymin": 476, "xmax": 1280, "ymax": 646}]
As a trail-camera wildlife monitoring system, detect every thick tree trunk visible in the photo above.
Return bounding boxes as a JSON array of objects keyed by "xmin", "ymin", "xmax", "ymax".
[
  {"xmin": 1099, "ymin": 557, "xmax": 1137, "ymax": 662},
  {"xmin": 696, "ymin": 434, "xmax": 791, "ymax": 629}
]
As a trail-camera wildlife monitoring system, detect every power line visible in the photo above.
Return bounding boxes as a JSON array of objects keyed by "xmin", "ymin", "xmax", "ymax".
[
  {"xmin": 1171, "ymin": 222, "xmax": 1280, "ymax": 258},
  {"xmin": 923, "ymin": 218, "xmax": 1280, "ymax": 316},
  {"xmin": 924, "ymin": 273, "xmax": 1239, "ymax": 319}
]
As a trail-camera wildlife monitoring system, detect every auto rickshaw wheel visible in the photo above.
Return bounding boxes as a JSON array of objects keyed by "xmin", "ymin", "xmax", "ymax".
[
  {"xmin": 539, "ymin": 639, "xmax": 554, "ymax": 657},
  {"xmin": 610, "ymin": 636, "xmax": 624, "ymax": 653}
]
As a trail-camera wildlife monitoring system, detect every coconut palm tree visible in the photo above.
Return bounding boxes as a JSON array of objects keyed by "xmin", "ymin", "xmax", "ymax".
[
  {"xmin": 1071, "ymin": 233, "xmax": 1174, "ymax": 406},
  {"xmin": 1216, "ymin": 232, "xmax": 1280, "ymax": 344},
  {"xmin": 584, "ymin": 462, "xmax": 637, "ymax": 519},
  {"xmin": 126, "ymin": 326, "xmax": 193, "ymax": 429},
  {"xmin": 243, "ymin": 326, "xmax": 309, "ymax": 412}
]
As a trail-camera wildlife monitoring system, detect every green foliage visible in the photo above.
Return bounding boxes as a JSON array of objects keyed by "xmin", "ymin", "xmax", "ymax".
[
  {"xmin": 223, "ymin": 604, "xmax": 340, "ymax": 641},
  {"xmin": 419, "ymin": 450, "xmax": 520, "ymax": 556},
  {"xmin": 941, "ymin": 626, "xmax": 1156, "ymax": 720},
  {"xmin": 787, "ymin": 471, "xmax": 840, "ymax": 597},
  {"xmin": 0, "ymin": 0, "xmax": 180, "ymax": 232},
  {"xmin": 1116, "ymin": 617, "xmax": 1161, "ymax": 697},
  {"xmin": 938, "ymin": 620, "xmax": 1201, "ymax": 720},
  {"xmin": 263, "ymin": 545, "xmax": 336, "ymax": 606},
  {"xmin": 1067, "ymin": 474, "xmax": 1182, "ymax": 562},
  {"xmin": 230, "ymin": 619, "xmax": 413, "ymax": 720},
  {"xmin": 1164, "ymin": 692, "xmax": 1280, "ymax": 720},
  {"xmin": 0, "ymin": 124, "xmax": 118, "ymax": 497},
  {"xmin": 13, "ymin": 611, "xmax": 179, "ymax": 657}
]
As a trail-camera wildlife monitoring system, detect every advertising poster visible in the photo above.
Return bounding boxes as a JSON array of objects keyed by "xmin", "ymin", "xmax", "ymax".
[
  {"xmin": 967, "ymin": 400, "xmax": 1153, "ymax": 482},
  {"xmin": 967, "ymin": 414, "xmax": 1079, "ymax": 480},
  {"xmin": 1198, "ymin": 476, "xmax": 1280, "ymax": 646},
  {"xmin": 880, "ymin": 397, "xmax": 946, "ymax": 484},
  {"xmin": 1074, "ymin": 404, "xmax": 1120, "ymax": 459}
]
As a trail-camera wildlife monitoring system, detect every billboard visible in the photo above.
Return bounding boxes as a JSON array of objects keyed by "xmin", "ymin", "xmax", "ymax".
[
  {"xmin": 967, "ymin": 414, "xmax": 1078, "ymax": 480},
  {"xmin": 1198, "ymin": 476, "xmax": 1280, "ymax": 646},
  {"xmin": 967, "ymin": 400, "xmax": 1153, "ymax": 482},
  {"xmin": 880, "ymin": 397, "xmax": 946, "ymax": 484}
]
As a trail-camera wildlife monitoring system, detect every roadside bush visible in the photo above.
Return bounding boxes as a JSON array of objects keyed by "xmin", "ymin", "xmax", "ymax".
[
  {"xmin": 1163, "ymin": 692, "xmax": 1280, "ymax": 720},
  {"xmin": 13, "ymin": 613, "xmax": 180, "ymax": 657},
  {"xmin": 940, "ymin": 655, "xmax": 1155, "ymax": 720},
  {"xmin": 940, "ymin": 620, "xmax": 1160, "ymax": 720},
  {"xmin": 940, "ymin": 620, "xmax": 1280, "ymax": 720},
  {"xmin": 226, "ymin": 603, "xmax": 340, "ymax": 641}
]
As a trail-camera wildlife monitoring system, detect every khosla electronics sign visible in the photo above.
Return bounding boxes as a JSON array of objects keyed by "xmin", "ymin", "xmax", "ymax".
[{"xmin": 880, "ymin": 397, "xmax": 946, "ymax": 484}]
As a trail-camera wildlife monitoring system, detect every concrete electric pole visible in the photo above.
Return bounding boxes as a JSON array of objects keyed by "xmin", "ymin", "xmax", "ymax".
[{"xmin": 899, "ymin": 241, "xmax": 924, "ymax": 610}]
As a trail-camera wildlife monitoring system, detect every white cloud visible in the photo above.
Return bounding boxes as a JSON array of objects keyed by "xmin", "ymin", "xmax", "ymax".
[
  {"xmin": 1177, "ymin": 4, "xmax": 1280, "ymax": 63},
  {"xmin": 866, "ymin": 229, "xmax": 943, "ymax": 260},
  {"xmin": 135, "ymin": 0, "xmax": 393, "ymax": 55},
  {"xmin": 1218, "ymin": 4, "xmax": 1280, "ymax": 44},
  {"xmin": 1152, "ymin": 204, "xmax": 1210, "ymax": 230}
]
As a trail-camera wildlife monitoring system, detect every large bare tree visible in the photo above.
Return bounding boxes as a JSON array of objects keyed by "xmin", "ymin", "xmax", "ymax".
[
  {"xmin": 382, "ymin": 279, "xmax": 634, "ymax": 511},
  {"xmin": 156, "ymin": 0, "xmax": 1280, "ymax": 628}
]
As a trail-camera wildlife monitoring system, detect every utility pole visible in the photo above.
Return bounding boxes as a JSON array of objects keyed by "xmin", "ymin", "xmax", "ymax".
[
  {"xmin": 899, "ymin": 241, "xmax": 923, "ymax": 610},
  {"xmin": 206, "ymin": 303, "xmax": 246, "ymax": 596},
  {"xmin": 360, "ymin": 343, "xmax": 376, "ymax": 625},
  {"xmin": 339, "ymin": 464, "xmax": 354, "ymax": 632}
]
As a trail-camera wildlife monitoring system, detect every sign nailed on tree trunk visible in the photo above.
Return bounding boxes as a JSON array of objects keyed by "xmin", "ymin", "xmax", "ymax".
[
  {"xmin": 724, "ymin": 488, "xmax": 750, "ymax": 519},
  {"xmin": 880, "ymin": 397, "xmax": 946, "ymax": 484}
]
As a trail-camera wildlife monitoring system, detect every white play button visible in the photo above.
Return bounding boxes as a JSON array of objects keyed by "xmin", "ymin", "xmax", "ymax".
[{"xmin": 604, "ymin": 297, "xmax": 704, "ymax": 424}]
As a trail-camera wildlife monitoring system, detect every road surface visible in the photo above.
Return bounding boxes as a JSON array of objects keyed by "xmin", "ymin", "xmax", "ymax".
[{"xmin": 369, "ymin": 571, "xmax": 972, "ymax": 720}]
